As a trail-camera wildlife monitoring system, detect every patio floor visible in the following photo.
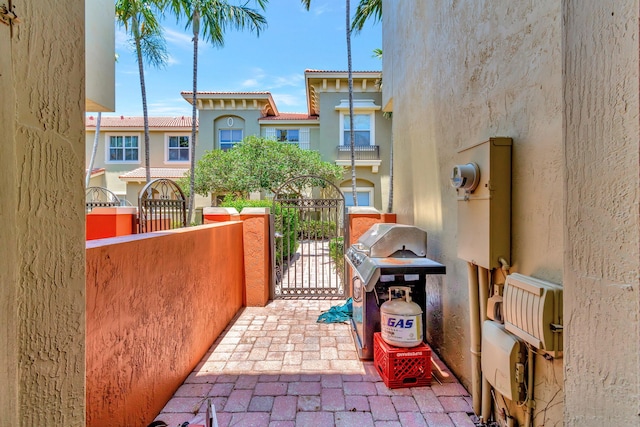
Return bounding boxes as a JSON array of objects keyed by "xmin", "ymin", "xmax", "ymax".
[{"xmin": 154, "ymin": 299, "xmax": 477, "ymax": 427}]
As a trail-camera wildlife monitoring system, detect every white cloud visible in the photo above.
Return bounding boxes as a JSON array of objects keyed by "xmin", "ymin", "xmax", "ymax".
[
  {"xmin": 242, "ymin": 79, "xmax": 260, "ymax": 88},
  {"xmin": 167, "ymin": 55, "xmax": 180, "ymax": 66},
  {"xmin": 148, "ymin": 99, "xmax": 192, "ymax": 116},
  {"xmin": 164, "ymin": 28, "xmax": 193, "ymax": 48}
]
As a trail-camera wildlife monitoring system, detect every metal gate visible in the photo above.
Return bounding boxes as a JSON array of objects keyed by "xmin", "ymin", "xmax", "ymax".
[
  {"xmin": 272, "ymin": 175, "xmax": 346, "ymax": 298},
  {"xmin": 138, "ymin": 178, "xmax": 187, "ymax": 233}
]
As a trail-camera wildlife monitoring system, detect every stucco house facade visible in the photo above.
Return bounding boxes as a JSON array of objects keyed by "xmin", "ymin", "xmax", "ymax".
[
  {"xmin": 382, "ymin": 1, "xmax": 639, "ymax": 426},
  {"xmin": 88, "ymin": 70, "xmax": 391, "ymax": 211},
  {"xmin": 85, "ymin": 115, "xmax": 201, "ymax": 205}
]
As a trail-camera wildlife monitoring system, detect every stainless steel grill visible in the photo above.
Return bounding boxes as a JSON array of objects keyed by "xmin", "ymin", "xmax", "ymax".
[{"xmin": 345, "ymin": 224, "xmax": 446, "ymax": 359}]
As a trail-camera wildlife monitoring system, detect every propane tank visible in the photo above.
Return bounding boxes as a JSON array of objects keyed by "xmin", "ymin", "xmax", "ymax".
[{"xmin": 380, "ymin": 286, "xmax": 423, "ymax": 347}]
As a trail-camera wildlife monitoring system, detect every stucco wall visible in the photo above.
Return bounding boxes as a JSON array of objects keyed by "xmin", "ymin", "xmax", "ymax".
[
  {"xmin": 383, "ymin": 1, "xmax": 564, "ymax": 425},
  {"xmin": 563, "ymin": 1, "xmax": 640, "ymax": 424},
  {"xmin": 1, "ymin": 1, "xmax": 86, "ymax": 425},
  {"xmin": 86, "ymin": 223, "xmax": 245, "ymax": 426}
]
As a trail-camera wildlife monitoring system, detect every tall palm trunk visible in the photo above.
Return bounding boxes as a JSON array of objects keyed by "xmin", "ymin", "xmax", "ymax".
[
  {"xmin": 387, "ymin": 137, "xmax": 393, "ymax": 212},
  {"xmin": 133, "ymin": 15, "xmax": 152, "ymax": 184},
  {"xmin": 86, "ymin": 112, "xmax": 102, "ymax": 188},
  {"xmin": 188, "ymin": 9, "xmax": 200, "ymax": 224},
  {"xmin": 346, "ymin": 0, "xmax": 357, "ymax": 206}
]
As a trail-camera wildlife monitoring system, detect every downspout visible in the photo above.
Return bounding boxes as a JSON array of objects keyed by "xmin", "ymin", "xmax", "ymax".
[
  {"xmin": 478, "ymin": 266, "xmax": 492, "ymax": 422},
  {"xmin": 466, "ymin": 262, "xmax": 482, "ymax": 415},
  {"xmin": 524, "ymin": 347, "xmax": 535, "ymax": 427}
]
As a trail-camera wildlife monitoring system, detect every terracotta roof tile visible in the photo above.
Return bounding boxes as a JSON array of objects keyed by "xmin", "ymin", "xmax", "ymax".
[
  {"xmin": 86, "ymin": 116, "xmax": 196, "ymax": 128},
  {"xmin": 180, "ymin": 91, "xmax": 271, "ymax": 95},
  {"xmin": 259, "ymin": 113, "xmax": 318, "ymax": 121}
]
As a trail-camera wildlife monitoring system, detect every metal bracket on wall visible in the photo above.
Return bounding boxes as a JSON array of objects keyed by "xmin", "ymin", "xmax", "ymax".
[{"xmin": 1, "ymin": 1, "xmax": 21, "ymax": 35}]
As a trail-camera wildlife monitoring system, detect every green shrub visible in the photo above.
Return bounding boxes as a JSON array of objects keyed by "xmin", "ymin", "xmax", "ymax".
[
  {"xmin": 298, "ymin": 220, "xmax": 337, "ymax": 240},
  {"xmin": 220, "ymin": 195, "xmax": 298, "ymax": 263},
  {"xmin": 329, "ymin": 236, "xmax": 345, "ymax": 278}
]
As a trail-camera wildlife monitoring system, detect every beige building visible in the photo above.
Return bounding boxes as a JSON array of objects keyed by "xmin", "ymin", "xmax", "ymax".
[
  {"xmin": 90, "ymin": 70, "xmax": 392, "ymax": 211},
  {"xmin": 383, "ymin": 1, "xmax": 639, "ymax": 426},
  {"xmin": 85, "ymin": 115, "xmax": 200, "ymax": 205}
]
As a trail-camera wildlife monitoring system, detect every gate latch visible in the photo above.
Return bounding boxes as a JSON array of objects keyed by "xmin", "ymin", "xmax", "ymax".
[{"xmin": 1, "ymin": 2, "xmax": 21, "ymax": 27}]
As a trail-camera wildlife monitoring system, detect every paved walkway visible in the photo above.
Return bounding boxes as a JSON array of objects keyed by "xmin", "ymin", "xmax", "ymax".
[{"xmin": 155, "ymin": 299, "xmax": 476, "ymax": 427}]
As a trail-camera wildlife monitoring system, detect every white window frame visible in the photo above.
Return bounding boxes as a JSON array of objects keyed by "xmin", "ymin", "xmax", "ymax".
[
  {"xmin": 219, "ymin": 128, "xmax": 243, "ymax": 150},
  {"xmin": 105, "ymin": 133, "xmax": 141, "ymax": 164},
  {"xmin": 340, "ymin": 187, "xmax": 375, "ymax": 207},
  {"xmin": 165, "ymin": 133, "xmax": 191, "ymax": 164},
  {"xmin": 339, "ymin": 112, "xmax": 375, "ymax": 147}
]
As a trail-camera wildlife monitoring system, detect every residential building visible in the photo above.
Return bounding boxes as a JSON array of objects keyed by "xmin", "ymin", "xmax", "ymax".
[
  {"xmin": 85, "ymin": 115, "xmax": 208, "ymax": 208},
  {"xmin": 89, "ymin": 70, "xmax": 392, "ymax": 211}
]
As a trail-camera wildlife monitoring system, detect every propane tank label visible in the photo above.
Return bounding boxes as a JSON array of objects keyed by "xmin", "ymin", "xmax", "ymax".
[{"xmin": 380, "ymin": 313, "xmax": 422, "ymax": 344}]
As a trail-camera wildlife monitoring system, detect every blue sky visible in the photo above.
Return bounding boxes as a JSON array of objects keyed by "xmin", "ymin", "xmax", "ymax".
[{"xmin": 108, "ymin": 0, "xmax": 382, "ymax": 117}]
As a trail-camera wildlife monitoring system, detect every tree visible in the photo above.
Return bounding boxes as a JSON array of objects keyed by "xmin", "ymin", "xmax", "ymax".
[
  {"xmin": 85, "ymin": 112, "xmax": 101, "ymax": 188},
  {"xmin": 167, "ymin": 0, "xmax": 268, "ymax": 224},
  {"xmin": 181, "ymin": 136, "xmax": 343, "ymax": 198},
  {"xmin": 301, "ymin": 0, "xmax": 358, "ymax": 206},
  {"xmin": 116, "ymin": 0, "xmax": 168, "ymax": 183},
  {"xmin": 351, "ymin": 0, "xmax": 381, "ymax": 33}
]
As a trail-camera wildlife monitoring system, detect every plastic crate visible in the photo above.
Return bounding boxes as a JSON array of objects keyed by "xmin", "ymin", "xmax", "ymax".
[{"xmin": 373, "ymin": 332, "xmax": 431, "ymax": 389}]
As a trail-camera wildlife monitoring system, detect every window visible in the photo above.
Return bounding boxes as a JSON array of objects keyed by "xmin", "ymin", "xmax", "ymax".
[
  {"xmin": 108, "ymin": 135, "xmax": 139, "ymax": 162},
  {"xmin": 219, "ymin": 129, "xmax": 243, "ymax": 151},
  {"xmin": 342, "ymin": 114, "xmax": 372, "ymax": 146},
  {"xmin": 341, "ymin": 187, "xmax": 374, "ymax": 207},
  {"xmin": 167, "ymin": 135, "xmax": 190, "ymax": 162},
  {"xmin": 276, "ymin": 129, "xmax": 299, "ymax": 143}
]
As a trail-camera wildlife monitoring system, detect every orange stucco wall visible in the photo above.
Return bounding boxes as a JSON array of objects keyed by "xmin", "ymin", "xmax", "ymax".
[
  {"xmin": 348, "ymin": 212, "xmax": 397, "ymax": 245},
  {"xmin": 241, "ymin": 212, "xmax": 271, "ymax": 307},
  {"xmin": 85, "ymin": 223, "xmax": 245, "ymax": 427},
  {"xmin": 86, "ymin": 212, "xmax": 136, "ymax": 240}
]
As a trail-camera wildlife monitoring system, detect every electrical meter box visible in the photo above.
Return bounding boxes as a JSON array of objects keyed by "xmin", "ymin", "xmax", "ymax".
[{"xmin": 454, "ymin": 137, "xmax": 512, "ymax": 270}]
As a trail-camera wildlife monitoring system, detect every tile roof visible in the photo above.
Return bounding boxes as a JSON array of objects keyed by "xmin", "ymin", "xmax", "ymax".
[
  {"xmin": 86, "ymin": 116, "xmax": 196, "ymax": 128},
  {"xmin": 119, "ymin": 167, "xmax": 189, "ymax": 180},
  {"xmin": 258, "ymin": 113, "xmax": 318, "ymax": 121},
  {"xmin": 305, "ymin": 69, "xmax": 381, "ymax": 74},
  {"xmin": 180, "ymin": 91, "xmax": 271, "ymax": 96}
]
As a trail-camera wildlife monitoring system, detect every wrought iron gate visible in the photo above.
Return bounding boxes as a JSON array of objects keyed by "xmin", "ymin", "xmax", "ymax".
[{"xmin": 272, "ymin": 175, "xmax": 346, "ymax": 298}]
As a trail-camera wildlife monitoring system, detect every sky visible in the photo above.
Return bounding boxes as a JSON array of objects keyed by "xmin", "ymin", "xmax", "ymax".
[{"xmin": 107, "ymin": 0, "xmax": 382, "ymax": 117}]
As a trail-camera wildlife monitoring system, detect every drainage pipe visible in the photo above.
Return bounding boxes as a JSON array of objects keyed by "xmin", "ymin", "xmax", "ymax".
[
  {"xmin": 466, "ymin": 262, "xmax": 482, "ymax": 415},
  {"xmin": 524, "ymin": 347, "xmax": 535, "ymax": 427},
  {"xmin": 478, "ymin": 266, "xmax": 492, "ymax": 422}
]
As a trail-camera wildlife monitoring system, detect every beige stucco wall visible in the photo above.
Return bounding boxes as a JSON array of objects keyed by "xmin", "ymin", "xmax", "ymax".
[
  {"xmin": 563, "ymin": 1, "xmax": 640, "ymax": 424},
  {"xmin": 1, "ymin": 1, "xmax": 86, "ymax": 425},
  {"xmin": 85, "ymin": 0, "xmax": 115, "ymax": 112},
  {"xmin": 384, "ymin": 1, "xmax": 564, "ymax": 425},
  {"xmin": 384, "ymin": 0, "xmax": 640, "ymax": 425}
]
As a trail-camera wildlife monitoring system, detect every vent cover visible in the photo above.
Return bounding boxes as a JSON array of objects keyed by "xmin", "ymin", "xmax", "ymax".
[{"xmin": 503, "ymin": 273, "xmax": 563, "ymax": 357}]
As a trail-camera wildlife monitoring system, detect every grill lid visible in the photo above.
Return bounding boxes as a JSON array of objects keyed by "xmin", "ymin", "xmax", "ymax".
[{"xmin": 356, "ymin": 223, "xmax": 427, "ymax": 258}]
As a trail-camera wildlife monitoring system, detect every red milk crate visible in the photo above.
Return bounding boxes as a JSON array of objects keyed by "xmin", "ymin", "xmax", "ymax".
[{"xmin": 373, "ymin": 332, "xmax": 431, "ymax": 389}]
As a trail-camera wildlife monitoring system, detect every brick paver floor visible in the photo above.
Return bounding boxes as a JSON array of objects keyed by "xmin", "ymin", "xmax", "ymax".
[{"xmin": 154, "ymin": 299, "xmax": 477, "ymax": 427}]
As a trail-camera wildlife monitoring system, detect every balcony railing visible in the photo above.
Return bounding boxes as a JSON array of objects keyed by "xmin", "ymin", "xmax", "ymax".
[{"xmin": 336, "ymin": 145, "xmax": 380, "ymax": 160}]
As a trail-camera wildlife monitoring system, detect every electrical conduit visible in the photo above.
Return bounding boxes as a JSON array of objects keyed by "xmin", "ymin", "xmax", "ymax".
[{"xmin": 466, "ymin": 262, "xmax": 482, "ymax": 415}]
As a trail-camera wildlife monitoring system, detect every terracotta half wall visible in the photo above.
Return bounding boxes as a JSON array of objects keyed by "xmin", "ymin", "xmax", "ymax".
[{"xmin": 86, "ymin": 223, "xmax": 244, "ymax": 427}]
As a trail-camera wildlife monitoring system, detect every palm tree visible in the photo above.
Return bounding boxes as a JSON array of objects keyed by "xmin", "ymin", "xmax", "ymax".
[
  {"xmin": 116, "ymin": 0, "xmax": 168, "ymax": 183},
  {"xmin": 352, "ymin": 0, "xmax": 388, "ymax": 211},
  {"xmin": 168, "ymin": 0, "xmax": 268, "ymax": 224},
  {"xmin": 301, "ymin": 0, "xmax": 358, "ymax": 206},
  {"xmin": 351, "ymin": 0, "xmax": 381, "ymax": 33}
]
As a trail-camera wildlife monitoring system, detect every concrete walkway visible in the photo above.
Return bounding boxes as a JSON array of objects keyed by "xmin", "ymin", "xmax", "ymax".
[{"xmin": 154, "ymin": 299, "xmax": 477, "ymax": 427}]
